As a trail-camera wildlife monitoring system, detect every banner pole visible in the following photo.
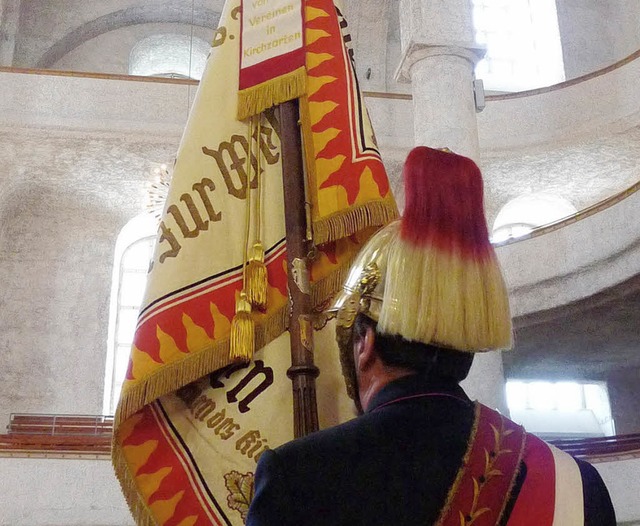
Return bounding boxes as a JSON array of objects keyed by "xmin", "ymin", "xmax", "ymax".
[{"xmin": 279, "ymin": 99, "xmax": 320, "ymax": 438}]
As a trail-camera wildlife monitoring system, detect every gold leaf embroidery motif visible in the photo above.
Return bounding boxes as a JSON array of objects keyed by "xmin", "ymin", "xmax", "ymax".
[
  {"xmin": 224, "ymin": 470, "xmax": 255, "ymax": 523},
  {"xmin": 460, "ymin": 416, "xmax": 512, "ymax": 526}
]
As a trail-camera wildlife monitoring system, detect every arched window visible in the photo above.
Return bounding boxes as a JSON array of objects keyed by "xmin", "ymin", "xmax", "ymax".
[
  {"xmin": 129, "ymin": 34, "xmax": 210, "ymax": 80},
  {"xmin": 472, "ymin": 0, "xmax": 565, "ymax": 91},
  {"xmin": 103, "ymin": 213, "xmax": 157, "ymax": 415},
  {"xmin": 491, "ymin": 193, "xmax": 577, "ymax": 243}
]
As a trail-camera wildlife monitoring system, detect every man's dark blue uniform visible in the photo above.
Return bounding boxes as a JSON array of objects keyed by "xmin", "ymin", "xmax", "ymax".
[
  {"xmin": 247, "ymin": 147, "xmax": 617, "ymax": 526},
  {"xmin": 247, "ymin": 374, "xmax": 616, "ymax": 526}
]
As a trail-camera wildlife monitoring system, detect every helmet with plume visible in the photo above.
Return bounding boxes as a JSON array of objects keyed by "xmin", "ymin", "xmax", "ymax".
[{"xmin": 331, "ymin": 147, "xmax": 512, "ymax": 383}]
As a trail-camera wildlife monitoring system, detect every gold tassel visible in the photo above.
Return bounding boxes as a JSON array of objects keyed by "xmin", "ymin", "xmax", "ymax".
[
  {"xmin": 246, "ymin": 242, "xmax": 268, "ymax": 310},
  {"xmin": 229, "ymin": 292, "xmax": 255, "ymax": 362}
]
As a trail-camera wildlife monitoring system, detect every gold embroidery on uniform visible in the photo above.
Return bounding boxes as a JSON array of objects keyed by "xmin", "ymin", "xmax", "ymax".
[{"xmin": 459, "ymin": 416, "xmax": 513, "ymax": 525}]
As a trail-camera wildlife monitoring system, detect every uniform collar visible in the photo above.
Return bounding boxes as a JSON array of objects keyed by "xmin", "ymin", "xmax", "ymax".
[{"xmin": 365, "ymin": 373, "xmax": 471, "ymax": 414}]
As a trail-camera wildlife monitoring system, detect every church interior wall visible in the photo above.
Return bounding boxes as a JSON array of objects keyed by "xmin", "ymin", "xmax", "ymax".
[
  {"xmin": 607, "ymin": 368, "xmax": 640, "ymax": 436},
  {"xmin": 0, "ymin": 125, "xmax": 180, "ymax": 428},
  {"xmin": 341, "ymin": 0, "xmax": 391, "ymax": 93},
  {"xmin": 2, "ymin": 458, "xmax": 133, "ymax": 525},
  {"xmin": 0, "ymin": 1, "xmax": 639, "ymax": 523},
  {"xmin": 609, "ymin": 0, "xmax": 640, "ymax": 62},
  {"xmin": 555, "ymin": 0, "xmax": 617, "ymax": 79},
  {"xmin": 50, "ymin": 23, "xmax": 213, "ymax": 76},
  {"xmin": 496, "ymin": 187, "xmax": 640, "ymax": 317},
  {"xmin": 556, "ymin": 0, "xmax": 640, "ymax": 79},
  {"xmin": 8, "ymin": 0, "xmax": 222, "ymax": 69}
]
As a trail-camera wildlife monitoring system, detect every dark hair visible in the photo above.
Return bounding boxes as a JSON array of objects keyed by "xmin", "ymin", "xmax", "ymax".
[{"xmin": 353, "ymin": 314, "xmax": 474, "ymax": 382}]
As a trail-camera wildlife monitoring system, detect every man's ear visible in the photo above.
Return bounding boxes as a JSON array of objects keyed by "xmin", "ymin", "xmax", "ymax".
[{"xmin": 355, "ymin": 325, "xmax": 376, "ymax": 371}]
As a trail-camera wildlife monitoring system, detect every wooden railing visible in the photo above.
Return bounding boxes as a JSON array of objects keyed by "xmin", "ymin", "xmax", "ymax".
[
  {"xmin": 549, "ymin": 434, "xmax": 640, "ymax": 461},
  {"xmin": 492, "ymin": 179, "xmax": 640, "ymax": 248},
  {"xmin": 2, "ymin": 413, "xmax": 640, "ymax": 462},
  {"xmin": 1, "ymin": 47, "xmax": 639, "ymax": 101},
  {"xmin": 0, "ymin": 414, "xmax": 113, "ymax": 456}
]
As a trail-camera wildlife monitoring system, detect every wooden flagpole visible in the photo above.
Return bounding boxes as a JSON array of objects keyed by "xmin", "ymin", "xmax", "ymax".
[{"xmin": 279, "ymin": 99, "xmax": 320, "ymax": 438}]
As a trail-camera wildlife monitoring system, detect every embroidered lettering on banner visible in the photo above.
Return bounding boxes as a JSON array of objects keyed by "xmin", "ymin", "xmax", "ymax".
[
  {"xmin": 154, "ymin": 115, "xmax": 280, "ymax": 266},
  {"xmin": 179, "ymin": 360, "xmax": 275, "ymax": 463}
]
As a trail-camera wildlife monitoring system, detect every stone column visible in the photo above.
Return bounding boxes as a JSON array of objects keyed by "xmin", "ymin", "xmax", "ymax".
[
  {"xmin": 395, "ymin": 0, "xmax": 484, "ymax": 159},
  {"xmin": 395, "ymin": 0, "xmax": 508, "ymax": 414}
]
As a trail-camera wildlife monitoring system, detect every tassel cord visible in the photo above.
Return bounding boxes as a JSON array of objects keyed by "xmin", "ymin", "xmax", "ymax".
[
  {"xmin": 255, "ymin": 117, "xmax": 263, "ymax": 244},
  {"xmin": 242, "ymin": 116, "xmax": 255, "ymax": 288}
]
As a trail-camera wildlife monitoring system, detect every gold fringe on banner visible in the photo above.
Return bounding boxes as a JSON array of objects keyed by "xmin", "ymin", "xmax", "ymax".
[
  {"xmin": 237, "ymin": 67, "xmax": 307, "ymax": 121},
  {"xmin": 114, "ymin": 304, "xmax": 289, "ymax": 427},
  {"xmin": 312, "ymin": 198, "xmax": 399, "ymax": 246},
  {"xmin": 112, "ymin": 442, "xmax": 157, "ymax": 526}
]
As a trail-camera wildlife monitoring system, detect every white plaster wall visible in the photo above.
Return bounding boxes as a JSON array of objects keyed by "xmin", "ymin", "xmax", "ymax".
[
  {"xmin": 496, "ymin": 187, "xmax": 640, "ymax": 317},
  {"xmin": 480, "ymin": 127, "xmax": 640, "ymax": 224},
  {"xmin": 0, "ymin": 126, "xmax": 180, "ymax": 429},
  {"xmin": 0, "ymin": 458, "xmax": 133, "ymax": 526},
  {"xmin": 555, "ymin": 0, "xmax": 616, "ymax": 79},
  {"xmin": 555, "ymin": 0, "xmax": 640, "ymax": 79},
  {"xmin": 477, "ymin": 53, "xmax": 640, "ymax": 150},
  {"xmin": 0, "ymin": 70, "xmax": 192, "ymax": 135},
  {"xmin": 14, "ymin": 0, "xmax": 149, "ymax": 66},
  {"xmin": 595, "ymin": 456, "xmax": 640, "ymax": 524},
  {"xmin": 52, "ymin": 23, "xmax": 213, "ymax": 77},
  {"xmin": 12, "ymin": 0, "xmax": 223, "ymax": 68},
  {"xmin": 610, "ymin": 0, "xmax": 640, "ymax": 62},
  {"xmin": 0, "ymin": 0, "xmax": 21, "ymax": 66},
  {"xmin": 0, "ymin": 73, "xmax": 187, "ymax": 429},
  {"xmin": 342, "ymin": 0, "xmax": 391, "ymax": 93}
]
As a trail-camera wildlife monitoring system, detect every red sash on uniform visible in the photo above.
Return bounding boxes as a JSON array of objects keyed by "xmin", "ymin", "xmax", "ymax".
[
  {"xmin": 507, "ymin": 433, "xmax": 585, "ymax": 525},
  {"xmin": 436, "ymin": 404, "xmax": 585, "ymax": 526},
  {"xmin": 436, "ymin": 404, "xmax": 526, "ymax": 525}
]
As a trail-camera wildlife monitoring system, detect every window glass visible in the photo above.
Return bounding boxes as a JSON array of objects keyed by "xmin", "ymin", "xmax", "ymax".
[
  {"xmin": 473, "ymin": 0, "xmax": 565, "ymax": 91},
  {"xmin": 129, "ymin": 34, "xmax": 210, "ymax": 80},
  {"xmin": 104, "ymin": 214, "xmax": 157, "ymax": 415},
  {"xmin": 506, "ymin": 379, "xmax": 615, "ymax": 438},
  {"xmin": 492, "ymin": 193, "xmax": 577, "ymax": 243}
]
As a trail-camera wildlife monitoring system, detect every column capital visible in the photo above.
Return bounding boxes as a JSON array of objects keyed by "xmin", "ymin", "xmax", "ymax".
[{"xmin": 394, "ymin": 41, "xmax": 486, "ymax": 83}]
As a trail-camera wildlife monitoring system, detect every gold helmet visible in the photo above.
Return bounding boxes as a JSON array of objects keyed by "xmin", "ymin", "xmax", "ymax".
[{"xmin": 332, "ymin": 146, "xmax": 512, "ymax": 354}]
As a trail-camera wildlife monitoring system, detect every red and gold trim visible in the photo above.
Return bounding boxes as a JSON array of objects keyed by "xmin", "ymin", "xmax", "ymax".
[
  {"xmin": 113, "ymin": 402, "xmax": 231, "ymax": 526},
  {"xmin": 437, "ymin": 404, "xmax": 527, "ymax": 526},
  {"xmin": 300, "ymin": 0, "xmax": 398, "ymax": 245}
]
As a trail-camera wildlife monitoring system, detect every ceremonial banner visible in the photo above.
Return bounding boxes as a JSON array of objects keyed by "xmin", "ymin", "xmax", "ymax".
[
  {"xmin": 300, "ymin": 3, "xmax": 397, "ymax": 244},
  {"xmin": 238, "ymin": 0, "xmax": 306, "ymax": 120},
  {"xmin": 113, "ymin": 0, "xmax": 396, "ymax": 524}
]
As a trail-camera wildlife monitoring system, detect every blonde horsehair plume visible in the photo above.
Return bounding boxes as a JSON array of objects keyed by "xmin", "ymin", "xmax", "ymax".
[{"xmin": 377, "ymin": 147, "xmax": 512, "ymax": 352}]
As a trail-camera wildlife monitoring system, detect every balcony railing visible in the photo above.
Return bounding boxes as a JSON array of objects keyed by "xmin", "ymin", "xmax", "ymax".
[
  {"xmin": 2, "ymin": 413, "xmax": 640, "ymax": 462},
  {"xmin": 0, "ymin": 414, "xmax": 113, "ymax": 456}
]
